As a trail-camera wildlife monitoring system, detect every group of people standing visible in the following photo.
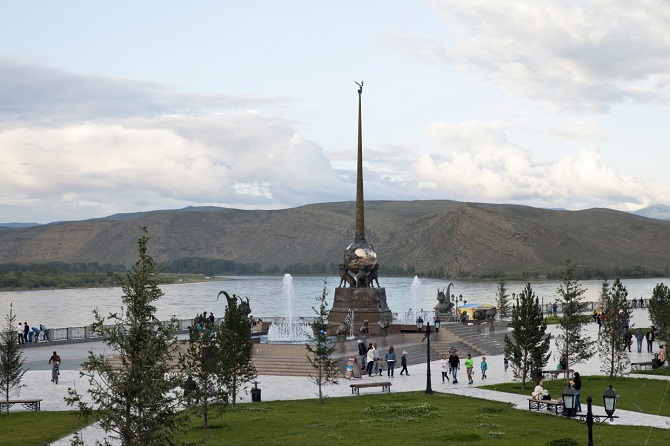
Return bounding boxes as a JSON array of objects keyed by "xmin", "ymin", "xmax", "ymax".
[
  {"xmin": 17, "ymin": 322, "xmax": 49, "ymax": 344},
  {"xmin": 632, "ymin": 326, "xmax": 657, "ymax": 353},
  {"xmin": 439, "ymin": 349, "xmax": 487, "ymax": 385},
  {"xmin": 357, "ymin": 340, "xmax": 408, "ymax": 378}
]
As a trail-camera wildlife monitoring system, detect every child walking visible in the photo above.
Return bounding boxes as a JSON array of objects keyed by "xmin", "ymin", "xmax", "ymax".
[
  {"xmin": 399, "ymin": 351, "xmax": 409, "ymax": 376},
  {"xmin": 465, "ymin": 354, "xmax": 474, "ymax": 384},
  {"xmin": 481, "ymin": 357, "xmax": 488, "ymax": 379},
  {"xmin": 440, "ymin": 353, "xmax": 448, "ymax": 383}
]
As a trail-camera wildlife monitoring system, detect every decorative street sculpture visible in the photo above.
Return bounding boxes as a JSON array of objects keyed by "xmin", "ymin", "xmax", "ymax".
[
  {"xmin": 359, "ymin": 319, "xmax": 370, "ymax": 337},
  {"xmin": 368, "ymin": 264, "xmax": 380, "ymax": 287},
  {"xmin": 338, "ymin": 263, "xmax": 356, "ymax": 287},
  {"xmin": 435, "ymin": 287, "xmax": 455, "ymax": 316},
  {"xmin": 378, "ymin": 314, "xmax": 390, "ymax": 336}
]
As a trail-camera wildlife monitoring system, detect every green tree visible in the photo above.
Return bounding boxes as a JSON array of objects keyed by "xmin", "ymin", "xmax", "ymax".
[
  {"xmin": 179, "ymin": 312, "xmax": 221, "ymax": 429},
  {"xmin": 554, "ymin": 260, "xmax": 596, "ymax": 374},
  {"xmin": 218, "ymin": 291, "xmax": 257, "ymax": 408},
  {"xmin": 0, "ymin": 303, "xmax": 27, "ymax": 414},
  {"xmin": 648, "ymin": 283, "xmax": 670, "ymax": 367},
  {"xmin": 305, "ymin": 282, "xmax": 339, "ymax": 403},
  {"xmin": 496, "ymin": 279, "xmax": 511, "ymax": 319},
  {"xmin": 504, "ymin": 283, "xmax": 551, "ymax": 389},
  {"xmin": 66, "ymin": 229, "xmax": 186, "ymax": 446},
  {"xmin": 598, "ymin": 278, "xmax": 632, "ymax": 380}
]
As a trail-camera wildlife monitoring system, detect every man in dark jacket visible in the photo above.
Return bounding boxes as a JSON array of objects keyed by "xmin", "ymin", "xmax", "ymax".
[
  {"xmin": 357, "ymin": 339, "xmax": 367, "ymax": 370},
  {"xmin": 646, "ymin": 328, "xmax": 655, "ymax": 353}
]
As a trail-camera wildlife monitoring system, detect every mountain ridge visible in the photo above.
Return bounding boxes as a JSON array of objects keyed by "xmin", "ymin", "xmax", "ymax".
[{"xmin": 1, "ymin": 200, "xmax": 669, "ymax": 278}]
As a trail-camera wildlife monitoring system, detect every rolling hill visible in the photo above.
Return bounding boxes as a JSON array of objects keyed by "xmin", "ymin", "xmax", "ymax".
[{"xmin": 0, "ymin": 200, "xmax": 669, "ymax": 278}]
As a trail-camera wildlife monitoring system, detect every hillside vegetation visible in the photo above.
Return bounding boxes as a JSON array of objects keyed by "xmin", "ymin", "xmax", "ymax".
[{"xmin": 1, "ymin": 200, "xmax": 669, "ymax": 279}]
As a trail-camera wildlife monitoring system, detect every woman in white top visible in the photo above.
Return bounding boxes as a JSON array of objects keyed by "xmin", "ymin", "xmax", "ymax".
[
  {"xmin": 366, "ymin": 344, "xmax": 375, "ymax": 377},
  {"xmin": 532, "ymin": 379, "xmax": 547, "ymax": 400}
]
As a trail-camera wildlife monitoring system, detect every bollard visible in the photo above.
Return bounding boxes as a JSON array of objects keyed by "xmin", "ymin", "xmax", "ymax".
[{"xmin": 251, "ymin": 380, "xmax": 261, "ymax": 402}]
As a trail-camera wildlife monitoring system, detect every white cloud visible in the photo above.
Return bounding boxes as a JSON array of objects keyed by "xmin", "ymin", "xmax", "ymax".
[
  {"xmin": 416, "ymin": 119, "xmax": 670, "ymax": 209},
  {"xmin": 422, "ymin": 0, "xmax": 670, "ymax": 112},
  {"xmin": 0, "ymin": 58, "xmax": 285, "ymax": 126}
]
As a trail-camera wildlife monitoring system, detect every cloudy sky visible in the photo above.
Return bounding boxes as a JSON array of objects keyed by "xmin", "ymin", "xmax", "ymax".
[{"xmin": 2, "ymin": 0, "xmax": 670, "ymax": 224}]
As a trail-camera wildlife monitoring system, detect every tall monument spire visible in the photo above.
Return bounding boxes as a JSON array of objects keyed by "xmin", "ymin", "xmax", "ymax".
[
  {"xmin": 355, "ymin": 81, "xmax": 365, "ymax": 243},
  {"xmin": 342, "ymin": 81, "xmax": 377, "ymax": 275},
  {"xmin": 328, "ymin": 81, "xmax": 391, "ymax": 335}
]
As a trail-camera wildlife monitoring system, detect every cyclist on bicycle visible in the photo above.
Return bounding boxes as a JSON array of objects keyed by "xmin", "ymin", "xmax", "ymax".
[{"xmin": 49, "ymin": 351, "xmax": 61, "ymax": 382}]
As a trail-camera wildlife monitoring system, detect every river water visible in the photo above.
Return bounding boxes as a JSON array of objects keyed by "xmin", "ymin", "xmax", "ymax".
[{"xmin": 1, "ymin": 275, "xmax": 668, "ymax": 329}]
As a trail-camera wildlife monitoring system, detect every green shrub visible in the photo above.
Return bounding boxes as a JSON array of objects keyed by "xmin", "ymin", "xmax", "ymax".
[{"xmin": 547, "ymin": 438, "xmax": 579, "ymax": 446}]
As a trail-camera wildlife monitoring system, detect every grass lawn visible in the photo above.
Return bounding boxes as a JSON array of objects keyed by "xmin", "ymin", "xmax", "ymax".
[
  {"xmin": 4, "ymin": 391, "xmax": 670, "ymax": 445},
  {"xmin": 631, "ymin": 367, "xmax": 670, "ymax": 377},
  {"xmin": 176, "ymin": 392, "xmax": 670, "ymax": 446},
  {"xmin": 0, "ymin": 411, "xmax": 89, "ymax": 446},
  {"xmin": 481, "ymin": 375, "xmax": 670, "ymax": 417}
]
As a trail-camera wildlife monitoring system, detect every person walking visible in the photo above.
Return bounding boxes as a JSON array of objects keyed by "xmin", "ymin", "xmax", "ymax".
[
  {"xmin": 448, "ymin": 349, "xmax": 460, "ymax": 384},
  {"xmin": 504, "ymin": 356, "xmax": 509, "ymax": 372},
  {"xmin": 635, "ymin": 328, "xmax": 644, "ymax": 353},
  {"xmin": 440, "ymin": 354, "xmax": 448, "ymax": 383},
  {"xmin": 465, "ymin": 354, "xmax": 474, "ymax": 384},
  {"xmin": 399, "ymin": 351, "xmax": 409, "ymax": 376},
  {"xmin": 646, "ymin": 328, "xmax": 655, "ymax": 353},
  {"xmin": 373, "ymin": 342, "xmax": 380, "ymax": 375},
  {"xmin": 481, "ymin": 357, "xmax": 488, "ymax": 379},
  {"xmin": 385, "ymin": 346, "xmax": 396, "ymax": 378}
]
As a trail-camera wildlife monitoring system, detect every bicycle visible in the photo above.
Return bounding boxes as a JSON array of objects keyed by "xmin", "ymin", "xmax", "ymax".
[{"xmin": 52, "ymin": 362, "xmax": 59, "ymax": 384}]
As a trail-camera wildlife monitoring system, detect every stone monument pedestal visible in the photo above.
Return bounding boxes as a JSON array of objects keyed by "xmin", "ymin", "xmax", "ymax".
[{"xmin": 329, "ymin": 287, "xmax": 393, "ymax": 336}]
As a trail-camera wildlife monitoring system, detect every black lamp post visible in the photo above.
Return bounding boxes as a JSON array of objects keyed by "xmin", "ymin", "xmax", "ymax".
[
  {"xmin": 417, "ymin": 316, "xmax": 435, "ymax": 394},
  {"xmin": 563, "ymin": 384, "xmax": 619, "ymax": 446},
  {"xmin": 603, "ymin": 384, "xmax": 617, "ymax": 417},
  {"xmin": 434, "ymin": 316, "xmax": 441, "ymax": 332},
  {"xmin": 562, "ymin": 384, "xmax": 576, "ymax": 417}
]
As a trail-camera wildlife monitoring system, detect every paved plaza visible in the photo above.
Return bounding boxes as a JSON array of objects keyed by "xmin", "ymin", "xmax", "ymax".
[{"xmin": 12, "ymin": 307, "xmax": 670, "ymax": 444}]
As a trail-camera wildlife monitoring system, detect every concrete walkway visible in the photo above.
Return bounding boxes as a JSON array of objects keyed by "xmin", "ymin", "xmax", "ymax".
[{"xmin": 12, "ymin": 306, "xmax": 670, "ymax": 444}]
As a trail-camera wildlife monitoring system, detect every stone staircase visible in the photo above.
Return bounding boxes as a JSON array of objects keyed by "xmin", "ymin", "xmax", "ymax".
[
  {"xmin": 106, "ymin": 322, "xmax": 510, "ymax": 377},
  {"xmin": 432, "ymin": 321, "xmax": 508, "ymax": 357},
  {"xmin": 251, "ymin": 355, "xmax": 316, "ymax": 377}
]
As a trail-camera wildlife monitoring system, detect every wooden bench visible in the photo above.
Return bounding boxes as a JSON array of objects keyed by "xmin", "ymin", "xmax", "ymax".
[
  {"xmin": 350, "ymin": 381, "xmax": 392, "ymax": 395},
  {"xmin": 631, "ymin": 361, "xmax": 654, "ymax": 370},
  {"xmin": 527, "ymin": 397, "xmax": 563, "ymax": 415},
  {"xmin": 541, "ymin": 369, "xmax": 574, "ymax": 380},
  {"xmin": 0, "ymin": 399, "xmax": 42, "ymax": 411}
]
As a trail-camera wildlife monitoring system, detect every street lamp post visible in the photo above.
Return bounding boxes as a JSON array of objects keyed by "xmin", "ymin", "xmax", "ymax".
[
  {"xmin": 417, "ymin": 316, "xmax": 440, "ymax": 394},
  {"xmin": 563, "ymin": 384, "xmax": 619, "ymax": 446},
  {"xmin": 451, "ymin": 294, "xmax": 458, "ymax": 322}
]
